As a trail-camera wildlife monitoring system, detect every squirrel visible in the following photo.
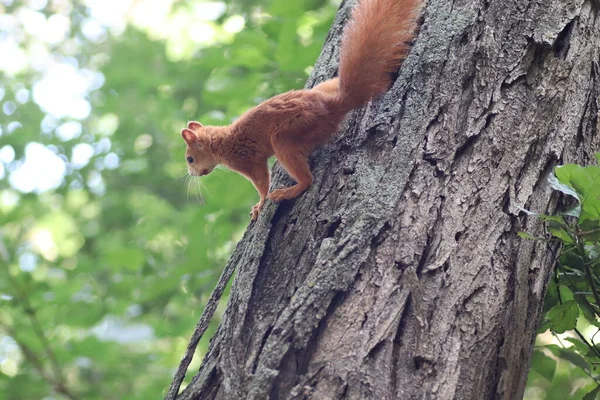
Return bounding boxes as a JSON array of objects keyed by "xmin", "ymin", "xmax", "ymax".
[{"xmin": 181, "ymin": 0, "xmax": 421, "ymax": 220}]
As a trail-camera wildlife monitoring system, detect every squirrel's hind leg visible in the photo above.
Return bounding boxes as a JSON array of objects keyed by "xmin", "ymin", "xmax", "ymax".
[{"xmin": 268, "ymin": 150, "xmax": 313, "ymax": 202}]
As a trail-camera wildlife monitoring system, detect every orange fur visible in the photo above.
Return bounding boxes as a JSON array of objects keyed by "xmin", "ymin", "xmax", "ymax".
[{"xmin": 182, "ymin": 0, "xmax": 421, "ymax": 220}]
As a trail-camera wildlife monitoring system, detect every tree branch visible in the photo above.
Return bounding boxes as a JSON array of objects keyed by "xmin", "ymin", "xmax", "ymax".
[{"xmin": 164, "ymin": 258, "xmax": 237, "ymax": 400}]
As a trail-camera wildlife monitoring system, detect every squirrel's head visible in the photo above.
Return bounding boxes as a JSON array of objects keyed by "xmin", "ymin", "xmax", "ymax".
[{"xmin": 181, "ymin": 121, "xmax": 218, "ymax": 177}]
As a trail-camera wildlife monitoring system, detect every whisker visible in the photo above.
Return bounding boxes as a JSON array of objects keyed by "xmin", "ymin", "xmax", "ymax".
[
  {"xmin": 176, "ymin": 172, "xmax": 188, "ymax": 181},
  {"xmin": 186, "ymin": 175, "xmax": 192, "ymax": 203},
  {"xmin": 212, "ymin": 169, "xmax": 225, "ymax": 181},
  {"xmin": 199, "ymin": 178, "xmax": 211, "ymax": 197},
  {"xmin": 193, "ymin": 177, "xmax": 205, "ymax": 205}
]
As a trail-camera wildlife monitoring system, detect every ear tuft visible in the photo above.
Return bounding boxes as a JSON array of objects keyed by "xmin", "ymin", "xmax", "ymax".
[
  {"xmin": 181, "ymin": 128, "xmax": 197, "ymax": 144},
  {"xmin": 187, "ymin": 121, "xmax": 203, "ymax": 130}
]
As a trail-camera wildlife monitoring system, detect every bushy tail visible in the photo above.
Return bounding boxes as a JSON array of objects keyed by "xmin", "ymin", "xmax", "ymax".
[{"xmin": 337, "ymin": 0, "xmax": 421, "ymax": 112}]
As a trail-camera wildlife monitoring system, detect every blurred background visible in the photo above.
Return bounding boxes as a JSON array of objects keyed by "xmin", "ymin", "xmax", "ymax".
[
  {"xmin": 0, "ymin": 0, "xmax": 589, "ymax": 399},
  {"xmin": 0, "ymin": 0, "xmax": 339, "ymax": 398}
]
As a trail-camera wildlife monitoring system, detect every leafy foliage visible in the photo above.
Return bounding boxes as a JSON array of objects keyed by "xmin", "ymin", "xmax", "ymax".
[
  {"xmin": 0, "ymin": 0, "xmax": 338, "ymax": 398},
  {"xmin": 523, "ymin": 156, "xmax": 600, "ymax": 399}
]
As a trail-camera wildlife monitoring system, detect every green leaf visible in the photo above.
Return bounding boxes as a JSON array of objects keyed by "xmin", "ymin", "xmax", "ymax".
[
  {"xmin": 530, "ymin": 350, "xmax": 556, "ymax": 382},
  {"xmin": 575, "ymin": 294, "xmax": 600, "ymax": 327},
  {"xmin": 595, "ymin": 153, "xmax": 600, "ymax": 165},
  {"xmin": 565, "ymin": 337, "xmax": 590, "ymax": 355},
  {"xmin": 555, "ymin": 164, "xmax": 600, "ymax": 223},
  {"xmin": 543, "ymin": 344, "xmax": 563, "ymax": 357},
  {"xmin": 560, "ymin": 250, "xmax": 586, "ymax": 273},
  {"xmin": 539, "ymin": 214, "xmax": 568, "ymax": 225},
  {"xmin": 584, "ymin": 385, "xmax": 600, "ymax": 400},
  {"xmin": 558, "ymin": 285, "xmax": 575, "ymax": 302},
  {"xmin": 557, "ymin": 347, "xmax": 591, "ymax": 372},
  {"xmin": 547, "ymin": 300, "xmax": 579, "ymax": 333},
  {"xmin": 548, "ymin": 226, "xmax": 574, "ymax": 243},
  {"xmin": 548, "ymin": 172, "xmax": 580, "ymax": 200},
  {"xmin": 536, "ymin": 318, "xmax": 552, "ymax": 334}
]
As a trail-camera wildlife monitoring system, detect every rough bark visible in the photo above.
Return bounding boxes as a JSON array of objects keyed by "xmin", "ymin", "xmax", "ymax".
[{"xmin": 178, "ymin": 0, "xmax": 600, "ymax": 398}]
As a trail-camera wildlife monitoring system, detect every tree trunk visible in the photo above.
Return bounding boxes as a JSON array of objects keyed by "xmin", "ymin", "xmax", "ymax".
[{"xmin": 178, "ymin": 0, "xmax": 600, "ymax": 398}]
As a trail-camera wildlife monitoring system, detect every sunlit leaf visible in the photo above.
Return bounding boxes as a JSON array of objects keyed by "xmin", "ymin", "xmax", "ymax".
[{"xmin": 565, "ymin": 337, "xmax": 590, "ymax": 355}]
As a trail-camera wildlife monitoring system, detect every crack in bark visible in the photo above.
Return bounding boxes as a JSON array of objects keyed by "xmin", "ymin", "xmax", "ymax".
[{"xmin": 553, "ymin": 19, "xmax": 576, "ymax": 59}]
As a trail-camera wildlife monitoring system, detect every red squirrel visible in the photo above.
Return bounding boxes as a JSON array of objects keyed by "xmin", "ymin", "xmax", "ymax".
[{"xmin": 181, "ymin": 0, "xmax": 420, "ymax": 220}]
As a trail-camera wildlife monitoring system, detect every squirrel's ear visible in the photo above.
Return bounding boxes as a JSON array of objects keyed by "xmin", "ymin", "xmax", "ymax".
[
  {"xmin": 187, "ymin": 121, "xmax": 203, "ymax": 130},
  {"xmin": 181, "ymin": 128, "xmax": 196, "ymax": 144}
]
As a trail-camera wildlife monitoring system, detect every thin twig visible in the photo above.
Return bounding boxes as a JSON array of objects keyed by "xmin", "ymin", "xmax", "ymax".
[
  {"xmin": 592, "ymin": 328, "xmax": 600, "ymax": 346},
  {"xmin": 164, "ymin": 259, "xmax": 237, "ymax": 400},
  {"xmin": 577, "ymin": 228, "xmax": 600, "ymax": 237},
  {"xmin": 575, "ymin": 328, "xmax": 600, "ymax": 358}
]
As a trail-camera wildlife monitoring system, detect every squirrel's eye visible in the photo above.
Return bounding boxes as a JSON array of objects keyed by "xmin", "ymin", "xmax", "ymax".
[{"xmin": 187, "ymin": 156, "xmax": 194, "ymax": 164}]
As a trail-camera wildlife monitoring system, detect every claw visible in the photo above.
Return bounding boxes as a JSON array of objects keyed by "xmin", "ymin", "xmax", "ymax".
[{"xmin": 250, "ymin": 202, "xmax": 262, "ymax": 221}]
